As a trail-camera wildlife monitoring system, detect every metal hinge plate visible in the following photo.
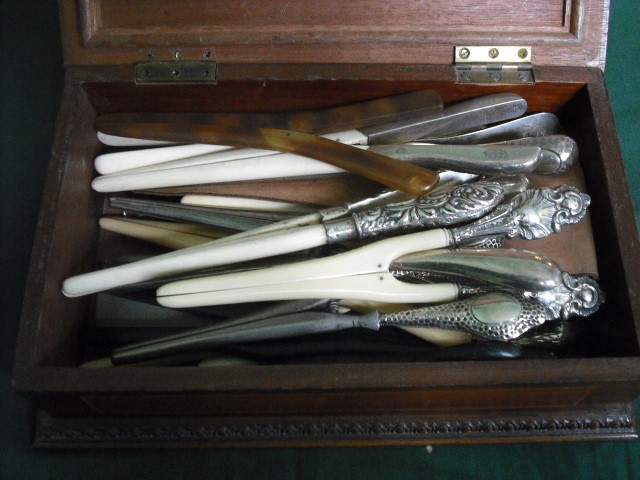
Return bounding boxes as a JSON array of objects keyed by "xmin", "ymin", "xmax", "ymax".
[
  {"xmin": 455, "ymin": 46, "xmax": 534, "ymax": 84},
  {"xmin": 135, "ymin": 61, "xmax": 217, "ymax": 84}
]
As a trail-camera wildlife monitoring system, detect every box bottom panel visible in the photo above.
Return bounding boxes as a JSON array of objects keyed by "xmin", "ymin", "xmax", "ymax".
[{"xmin": 33, "ymin": 403, "xmax": 637, "ymax": 448}]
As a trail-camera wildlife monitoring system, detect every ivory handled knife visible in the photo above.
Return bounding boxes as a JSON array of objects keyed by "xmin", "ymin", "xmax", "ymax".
[
  {"xmin": 138, "ymin": 134, "xmax": 576, "ymax": 178},
  {"xmin": 90, "ymin": 142, "xmax": 556, "ymax": 193},
  {"xmin": 91, "ymin": 134, "xmax": 576, "ymax": 193}
]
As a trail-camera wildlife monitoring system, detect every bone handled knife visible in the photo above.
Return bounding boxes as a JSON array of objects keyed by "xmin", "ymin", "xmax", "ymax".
[
  {"xmin": 90, "ymin": 143, "xmax": 548, "ymax": 194},
  {"xmin": 91, "ymin": 134, "xmax": 576, "ymax": 193}
]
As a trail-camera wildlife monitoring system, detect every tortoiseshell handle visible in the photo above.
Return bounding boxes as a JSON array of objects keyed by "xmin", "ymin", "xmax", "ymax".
[
  {"xmin": 95, "ymin": 119, "xmax": 440, "ymax": 196},
  {"xmin": 97, "ymin": 90, "xmax": 443, "ymax": 134}
]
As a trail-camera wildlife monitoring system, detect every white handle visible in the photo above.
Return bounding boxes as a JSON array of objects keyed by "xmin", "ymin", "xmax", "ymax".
[
  {"xmin": 91, "ymin": 152, "xmax": 347, "ymax": 192},
  {"xmin": 208, "ymin": 212, "xmax": 324, "ymax": 245},
  {"xmin": 96, "ymin": 130, "xmax": 367, "ymax": 175},
  {"xmin": 94, "ymin": 144, "xmax": 233, "ymax": 174},
  {"xmin": 157, "ymin": 272, "xmax": 458, "ymax": 308},
  {"xmin": 180, "ymin": 195, "xmax": 317, "ymax": 214},
  {"xmin": 62, "ymin": 224, "xmax": 328, "ymax": 297},
  {"xmin": 400, "ymin": 327, "xmax": 472, "ymax": 347},
  {"xmin": 156, "ymin": 228, "xmax": 450, "ymax": 298},
  {"xmin": 97, "ymin": 132, "xmax": 174, "ymax": 147},
  {"xmin": 99, "ymin": 217, "xmax": 226, "ymax": 249},
  {"xmin": 108, "ymin": 147, "xmax": 282, "ymax": 174}
]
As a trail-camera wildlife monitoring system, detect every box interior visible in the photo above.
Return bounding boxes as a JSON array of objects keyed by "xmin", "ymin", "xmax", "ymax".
[{"xmin": 25, "ymin": 68, "xmax": 640, "ymax": 373}]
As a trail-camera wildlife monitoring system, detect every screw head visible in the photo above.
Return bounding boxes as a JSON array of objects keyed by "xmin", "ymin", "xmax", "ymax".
[
  {"xmin": 174, "ymin": 50, "xmax": 183, "ymax": 60},
  {"xmin": 518, "ymin": 48, "xmax": 529, "ymax": 59},
  {"xmin": 459, "ymin": 48, "xmax": 470, "ymax": 60},
  {"xmin": 488, "ymin": 48, "xmax": 499, "ymax": 59}
]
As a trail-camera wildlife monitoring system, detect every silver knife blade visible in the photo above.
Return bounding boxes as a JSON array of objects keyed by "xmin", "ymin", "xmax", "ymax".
[
  {"xmin": 417, "ymin": 112, "xmax": 561, "ymax": 144},
  {"xmin": 357, "ymin": 92, "xmax": 527, "ymax": 144}
]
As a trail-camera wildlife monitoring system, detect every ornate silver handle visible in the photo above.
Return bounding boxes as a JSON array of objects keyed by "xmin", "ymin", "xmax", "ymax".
[
  {"xmin": 449, "ymin": 185, "xmax": 590, "ymax": 247},
  {"xmin": 524, "ymin": 272, "xmax": 604, "ymax": 320},
  {"xmin": 324, "ymin": 181, "xmax": 504, "ymax": 243},
  {"xmin": 381, "ymin": 292, "xmax": 551, "ymax": 341}
]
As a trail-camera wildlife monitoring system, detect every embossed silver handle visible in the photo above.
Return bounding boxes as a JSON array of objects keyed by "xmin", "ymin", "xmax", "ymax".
[
  {"xmin": 323, "ymin": 181, "xmax": 504, "ymax": 242},
  {"xmin": 449, "ymin": 185, "xmax": 590, "ymax": 247},
  {"xmin": 381, "ymin": 292, "xmax": 551, "ymax": 341}
]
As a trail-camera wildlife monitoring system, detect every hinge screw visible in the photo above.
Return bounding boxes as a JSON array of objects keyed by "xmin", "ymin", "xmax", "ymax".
[
  {"xmin": 459, "ymin": 48, "xmax": 470, "ymax": 60},
  {"xmin": 519, "ymin": 72, "xmax": 531, "ymax": 82},
  {"xmin": 518, "ymin": 48, "xmax": 529, "ymax": 59},
  {"xmin": 174, "ymin": 51, "xmax": 183, "ymax": 60},
  {"xmin": 488, "ymin": 48, "xmax": 499, "ymax": 59}
]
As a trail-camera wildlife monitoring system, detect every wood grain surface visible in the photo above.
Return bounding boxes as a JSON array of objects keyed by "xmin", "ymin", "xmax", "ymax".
[{"xmin": 59, "ymin": 0, "xmax": 610, "ymax": 69}]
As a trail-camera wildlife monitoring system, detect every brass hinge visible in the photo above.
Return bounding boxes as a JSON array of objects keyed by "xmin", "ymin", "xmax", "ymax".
[
  {"xmin": 135, "ymin": 61, "xmax": 217, "ymax": 84},
  {"xmin": 455, "ymin": 46, "xmax": 534, "ymax": 84}
]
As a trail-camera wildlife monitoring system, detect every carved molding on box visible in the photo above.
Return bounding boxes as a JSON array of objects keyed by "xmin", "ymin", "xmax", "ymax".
[{"xmin": 34, "ymin": 408, "xmax": 637, "ymax": 447}]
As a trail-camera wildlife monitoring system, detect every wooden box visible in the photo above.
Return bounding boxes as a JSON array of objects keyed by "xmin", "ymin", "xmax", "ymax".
[{"xmin": 13, "ymin": 0, "xmax": 640, "ymax": 447}]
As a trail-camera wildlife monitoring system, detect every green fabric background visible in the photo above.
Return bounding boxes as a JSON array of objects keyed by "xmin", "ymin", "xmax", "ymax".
[{"xmin": 1, "ymin": 1, "xmax": 638, "ymax": 478}]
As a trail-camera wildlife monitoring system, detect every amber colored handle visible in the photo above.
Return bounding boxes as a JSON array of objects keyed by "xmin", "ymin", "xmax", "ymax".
[
  {"xmin": 97, "ymin": 90, "xmax": 443, "ymax": 134},
  {"xmin": 95, "ymin": 120, "xmax": 439, "ymax": 195}
]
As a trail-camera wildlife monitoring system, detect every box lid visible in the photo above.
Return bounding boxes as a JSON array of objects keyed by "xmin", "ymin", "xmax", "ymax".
[{"xmin": 60, "ymin": 0, "xmax": 610, "ymax": 69}]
